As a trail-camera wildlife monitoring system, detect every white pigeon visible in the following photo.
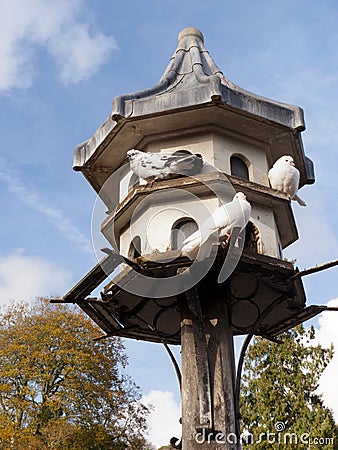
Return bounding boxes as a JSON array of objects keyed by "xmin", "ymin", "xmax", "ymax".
[
  {"xmin": 180, "ymin": 192, "xmax": 251, "ymax": 261},
  {"xmin": 126, "ymin": 149, "xmax": 203, "ymax": 185},
  {"xmin": 268, "ymin": 155, "xmax": 306, "ymax": 206}
]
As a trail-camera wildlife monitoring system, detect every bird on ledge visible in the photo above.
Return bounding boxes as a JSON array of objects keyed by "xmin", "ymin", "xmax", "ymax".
[
  {"xmin": 126, "ymin": 149, "xmax": 203, "ymax": 186},
  {"xmin": 268, "ymin": 155, "xmax": 306, "ymax": 206}
]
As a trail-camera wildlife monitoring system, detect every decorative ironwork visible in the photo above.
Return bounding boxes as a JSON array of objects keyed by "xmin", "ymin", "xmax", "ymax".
[
  {"xmin": 52, "ymin": 247, "xmax": 338, "ymax": 447},
  {"xmin": 234, "ymin": 294, "xmax": 289, "ymax": 437}
]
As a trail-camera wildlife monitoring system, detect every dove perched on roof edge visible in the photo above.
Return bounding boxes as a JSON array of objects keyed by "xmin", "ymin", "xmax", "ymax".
[
  {"xmin": 126, "ymin": 149, "xmax": 203, "ymax": 185},
  {"xmin": 268, "ymin": 155, "xmax": 306, "ymax": 206},
  {"xmin": 180, "ymin": 192, "xmax": 251, "ymax": 261}
]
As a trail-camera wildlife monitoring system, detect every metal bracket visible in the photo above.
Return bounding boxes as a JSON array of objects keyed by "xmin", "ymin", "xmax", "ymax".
[{"xmin": 234, "ymin": 294, "xmax": 289, "ymax": 437}]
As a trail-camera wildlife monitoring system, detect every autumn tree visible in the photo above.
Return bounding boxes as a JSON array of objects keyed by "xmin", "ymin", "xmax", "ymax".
[
  {"xmin": 0, "ymin": 299, "xmax": 154, "ymax": 450},
  {"xmin": 240, "ymin": 325, "xmax": 338, "ymax": 449}
]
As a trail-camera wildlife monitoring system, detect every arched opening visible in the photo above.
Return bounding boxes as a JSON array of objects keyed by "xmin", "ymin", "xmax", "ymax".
[
  {"xmin": 230, "ymin": 155, "xmax": 250, "ymax": 181},
  {"xmin": 172, "ymin": 149, "xmax": 192, "ymax": 156},
  {"xmin": 128, "ymin": 236, "xmax": 142, "ymax": 259},
  {"xmin": 171, "ymin": 219, "xmax": 198, "ymax": 250},
  {"xmin": 244, "ymin": 221, "xmax": 261, "ymax": 253}
]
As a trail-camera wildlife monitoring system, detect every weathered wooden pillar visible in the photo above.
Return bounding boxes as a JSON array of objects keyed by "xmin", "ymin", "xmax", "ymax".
[{"xmin": 181, "ymin": 289, "xmax": 239, "ymax": 449}]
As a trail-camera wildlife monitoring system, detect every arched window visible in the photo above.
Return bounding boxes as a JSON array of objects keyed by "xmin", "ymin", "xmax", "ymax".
[
  {"xmin": 230, "ymin": 155, "xmax": 249, "ymax": 181},
  {"xmin": 244, "ymin": 221, "xmax": 261, "ymax": 253},
  {"xmin": 172, "ymin": 149, "xmax": 192, "ymax": 156},
  {"xmin": 171, "ymin": 219, "xmax": 198, "ymax": 250},
  {"xmin": 128, "ymin": 236, "xmax": 141, "ymax": 259}
]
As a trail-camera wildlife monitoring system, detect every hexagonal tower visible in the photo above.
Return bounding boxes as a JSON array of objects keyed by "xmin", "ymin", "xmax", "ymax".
[
  {"xmin": 74, "ymin": 27, "xmax": 313, "ymax": 265},
  {"xmin": 64, "ymin": 28, "xmax": 318, "ymax": 450}
]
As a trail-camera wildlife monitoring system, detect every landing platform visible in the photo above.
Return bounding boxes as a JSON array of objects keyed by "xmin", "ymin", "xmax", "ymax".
[{"xmin": 54, "ymin": 248, "xmax": 324, "ymax": 344}]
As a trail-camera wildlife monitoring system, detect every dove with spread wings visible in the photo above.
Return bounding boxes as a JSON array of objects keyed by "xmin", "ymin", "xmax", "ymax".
[{"xmin": 181, "ymin": 192, "xmax": 251, "ymax": 261}]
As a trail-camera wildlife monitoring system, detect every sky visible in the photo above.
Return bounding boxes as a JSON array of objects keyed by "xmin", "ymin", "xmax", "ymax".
[{"xmin": 1, "ymin": 0, "xmax": 338, "ymax": 447}]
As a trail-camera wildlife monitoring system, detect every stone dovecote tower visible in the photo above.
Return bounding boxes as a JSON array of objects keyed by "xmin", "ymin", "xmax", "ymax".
[
  {"xmin": 62, "ymin": 28, "xmax": 320, "ymax": 450},
  {"xmin": 74, "ymin": 27, "xmax": 314, "ymax": 264}
]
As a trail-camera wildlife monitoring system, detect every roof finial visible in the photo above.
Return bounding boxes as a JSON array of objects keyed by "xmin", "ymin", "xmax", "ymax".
[{"xmin": 178, "ymin": 27, "xmax": 204, "ymax": 44}]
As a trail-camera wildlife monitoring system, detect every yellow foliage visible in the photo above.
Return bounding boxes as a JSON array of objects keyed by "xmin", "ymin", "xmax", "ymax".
[{"xmin": 0, "ymin": 298, "xmax": 152, "ymax": 450}]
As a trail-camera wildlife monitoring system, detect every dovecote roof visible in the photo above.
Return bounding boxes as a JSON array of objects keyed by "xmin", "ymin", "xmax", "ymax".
[
  {"xmin": 112, "ymin": 27, "xmax": 305, "ymax": 129},
  {"xmin": 74, "ymin": 27, "xmax": 314, "ymax": 192}
]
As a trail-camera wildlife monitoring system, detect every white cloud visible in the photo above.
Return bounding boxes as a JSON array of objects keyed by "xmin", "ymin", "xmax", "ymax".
[
  {"xmin": 0, "ymin": 0, "xmax": 117, "ymax": 90},
  {"xmin": 312, "ymin": 298, "xmax": 338, "ymax": 421},
  {"xmin": 0, "ymin": 157, "xmax": 92, "ymax": 253},
  {"xmin": 0, "ymin": 249, "xmax": 71, "ymax": 305},
  {"xmin": 142, "ymin": 390, "xmax": 181, "ymax": 448},
  {"xmin": 48, "ymin": 22, "xmax": 116, "ymax": 85}
]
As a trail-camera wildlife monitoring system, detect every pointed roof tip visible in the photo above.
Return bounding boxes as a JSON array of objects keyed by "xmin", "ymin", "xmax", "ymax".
[
  {"xmin": 109, "ymin": 25, "xmax": 307, "ymax": 149},
  {"xmin": 178, "ymin": 27, "xmax": 204, "ymax": 44}
]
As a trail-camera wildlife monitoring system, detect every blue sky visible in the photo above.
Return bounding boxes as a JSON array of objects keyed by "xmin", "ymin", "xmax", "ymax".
[{"xmin": 1, "ymin": 0, "xmax": 338, "ymax": 446}]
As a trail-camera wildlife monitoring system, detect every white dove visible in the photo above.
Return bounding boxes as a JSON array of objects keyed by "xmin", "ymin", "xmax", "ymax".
[
  {"xmin": 181, "ymin": 192, "xmax": 251, "ymax": 261},
  {"xmin": 126, "ymin": 149, "xmax": 203, "ymax": 185},
  {"xmin": 268, "ymin": 155, "xmax": 306, "ymax": 206}
]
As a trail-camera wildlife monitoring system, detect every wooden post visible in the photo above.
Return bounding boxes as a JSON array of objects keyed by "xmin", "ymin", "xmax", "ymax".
[{"xmin": 181, "ymin": 290, "xmax": 239, "ymax": 450}]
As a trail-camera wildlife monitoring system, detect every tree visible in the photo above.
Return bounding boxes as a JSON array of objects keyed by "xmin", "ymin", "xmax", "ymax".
[
  {"xmin": 0, "ymin": 299, "xmax": 154, "ymax": 450},
  {"xmin": 240, "ymin": 325, "xmax": 338, "ymax": 449}
]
